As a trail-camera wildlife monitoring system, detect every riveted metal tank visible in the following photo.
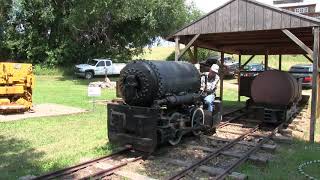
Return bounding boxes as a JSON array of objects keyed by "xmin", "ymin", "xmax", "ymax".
[
  {"xmin": 251, "ymin": 70, "xmax": 301, "ymax": 106},
  {"xmin": 118, "ymin": 60, "xmax": 201, "ymax": 106}
]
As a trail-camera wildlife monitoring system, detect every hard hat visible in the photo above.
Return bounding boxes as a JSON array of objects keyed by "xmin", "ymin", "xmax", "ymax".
[{"xmin": 210, "ymin": 64, "xmax": 219, "ymax": 73}]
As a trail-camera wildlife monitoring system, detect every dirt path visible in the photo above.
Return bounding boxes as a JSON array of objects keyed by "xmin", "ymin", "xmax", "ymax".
[{"xmin": 0, "ymin": 103, "xmax": 87, "ymax": 122}]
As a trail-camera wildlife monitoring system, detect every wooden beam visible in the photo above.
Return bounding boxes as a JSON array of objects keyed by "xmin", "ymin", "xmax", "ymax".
[
  {"xmin": 187, "ymin": 48, "xmax": 196, "ymax": 64},
  {"xmin": 303, "ymin": 54, "xmax": 313, "ymax": 63},
  {"xmin": 217, "ymin": 43, "xmax": 314, "ymax": 51},
  {"xmin": 282, "ymin": 29, "xmax": 314, "ymax": 57},
  {"xmin": 240, "ymin": 55, "xmax": 255, "ymax": 69},
  {"xmin": 310, "ymin": 27, "xmax": 319, "ymax": 143},
  {"xmin": 238, "ymin": 54, "xmax": 241, "ymax": 102},
  {"xmin": 194, "ymin": 46, "xmax": 198, "ymax": 63},
  {"xmin": 220, "ymin": 52, "xmax": 225, "ymax": 103},
  {"xmin": 177, "ymin": 34, "xmax": 200, "ymax": 60},
  {"xmin": 175, "ymin": 36, "xmax": 180, "ymax": 61},
  {"xmin": 279, "ymin": 55, "xmax": 282, "ymax": 70},
  {"xmin": 265, "ymin": 52, "xmax": 269, "ymax": 71}
]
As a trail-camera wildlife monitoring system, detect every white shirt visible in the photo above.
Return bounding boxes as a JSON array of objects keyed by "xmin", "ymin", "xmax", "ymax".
[{"xmin": 201, "ymin": 74, "xmax": 220, "ymax": 93}]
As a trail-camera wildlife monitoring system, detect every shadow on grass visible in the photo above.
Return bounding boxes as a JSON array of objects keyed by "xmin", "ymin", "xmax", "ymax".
[
  {"xmin": 0, "ymin": 135, "xmax": 117, "ymax": 180},
  {"xmin": 0, "ymin": 135, "xmax": 45, "ymax": 179},
  {"xmin": 93, "ymin": 142, "xmax": 118, "ymax": 155},
  {"xmin": 239, "ymin": 138, "xmax": 320, "ymax": 179}
]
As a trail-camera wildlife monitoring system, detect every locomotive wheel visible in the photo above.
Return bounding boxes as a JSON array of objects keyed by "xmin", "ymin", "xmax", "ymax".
[
  {"xmin": 191, "ymin": 108, "xmax": 205, "ymax": 136},
  {"xmin": 168, "ymin": 130, "xmax": 182, "ymax": 145}
]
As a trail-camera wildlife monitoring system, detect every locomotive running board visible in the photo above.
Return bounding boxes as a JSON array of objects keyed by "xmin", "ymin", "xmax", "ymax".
[{"xmin": 107, "ymin": 103, "xmax": 159, "ymax": 153}]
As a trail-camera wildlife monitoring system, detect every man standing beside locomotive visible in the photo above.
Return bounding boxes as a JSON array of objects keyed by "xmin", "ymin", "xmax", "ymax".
[{"xmin": 203, "ymin": 64, "xmax": 220, "ymax": 112}]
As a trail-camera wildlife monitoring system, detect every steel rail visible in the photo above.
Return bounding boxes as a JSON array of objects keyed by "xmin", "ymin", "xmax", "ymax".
[
  {"xmin": 32, "ymin": 146, "xmax": 132, "ymax": 180},
  {"xmin": 80, "ymin": 156, "xmax": 143, "ymax": 180},
  {"xmin": 214, "ymin": 123, "xmax": 283, "ymax": 180},
  {"xmin": 219, "ymin": 112, "xmax": 248, "ymax": 128},
  {"xmin": 167, "ymin": 125, "xmax": 259, "ymax": 180}
]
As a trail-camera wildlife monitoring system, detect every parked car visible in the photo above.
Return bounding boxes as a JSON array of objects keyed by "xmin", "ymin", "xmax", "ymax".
[
  {"xmin": 242, "ymin": 63, "xmax": 265, "ymax": 77},
  {"xmin": 74, "ymin": 59, "xmax": 126, "ymax": 79},
  {"xmin": 289, "ymin": 64, "xmax": 313, "ymax": 88},
  {"xmin": 199, "ymin": 56, "xmax": 239, "ymax": 77}
]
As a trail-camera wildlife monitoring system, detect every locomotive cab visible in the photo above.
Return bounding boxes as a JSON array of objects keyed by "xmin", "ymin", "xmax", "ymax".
[{"xmin": 107, "ymin": 60, "xmax": 221, "ymax": 152}]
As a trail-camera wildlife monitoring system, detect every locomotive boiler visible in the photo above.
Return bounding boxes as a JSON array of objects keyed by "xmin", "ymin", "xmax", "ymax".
[
  {"xmin": 107, "ymin": 60, "xmax": 221, "ymax": 152},
  {"xmin": 245, "ymin": 70, "xmax": 308, "ymax": 123}
]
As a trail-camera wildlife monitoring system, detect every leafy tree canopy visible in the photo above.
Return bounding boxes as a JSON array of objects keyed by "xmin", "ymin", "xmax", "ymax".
[{"xmin": 0, "ymin": 0, "xmax": 202, "ymax": 66}]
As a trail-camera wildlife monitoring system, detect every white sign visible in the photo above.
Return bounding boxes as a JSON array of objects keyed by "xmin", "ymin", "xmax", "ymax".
[{"xmin": 88, "ymin": 86, "xmax": 101, "ymax": 97}]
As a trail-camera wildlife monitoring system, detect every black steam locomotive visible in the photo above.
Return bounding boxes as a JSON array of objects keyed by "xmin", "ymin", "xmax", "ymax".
[{"xmin": 107, "ymin": 60, "xmax": 221, "ymax": 152}]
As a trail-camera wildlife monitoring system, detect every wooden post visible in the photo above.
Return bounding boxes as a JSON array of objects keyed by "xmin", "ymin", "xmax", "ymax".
[
  {"xmin": 238, "ymin": 54, "xmax": 241, "ymax": 102},
  {"xmin": 194, "ymin": 46, "xmax": 198, "ymax": 63},
  {"xmin": 310, "ymin": 27, "xmax": 319, "ymax": 143},
  {"xmin": 175, "ymin": 36, "xmax": 180, "ymax": 61},
  {"xmin": 220, "ymin": 52, "xmax": 225, "ymax": 102},
  {"xmin": 187, "ymin": 46, "xmax": 198, "ymax": 64},
  {"xmin": 265, "ymin": 53, "xmax": 269, "ymax": 71},
  {"xmin": 279, "ymin": 55, "xmax": 282, "ymax": 71}
]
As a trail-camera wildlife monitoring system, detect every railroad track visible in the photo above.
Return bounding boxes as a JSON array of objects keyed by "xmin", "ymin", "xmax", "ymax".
[
  {"xmin": 31, "ymin": 105, "xmax": 308, "ymax": 180},
  {"xmin": 32, "ymin": 146, "xmax": 145, "ymax": 180},
  {"xmin": 167, "ymin": 123, "xmax": 283, "ymax": 180},
  {"xmin": 221, "ymin": 107, "xmax": 248, "ymax": 128}
]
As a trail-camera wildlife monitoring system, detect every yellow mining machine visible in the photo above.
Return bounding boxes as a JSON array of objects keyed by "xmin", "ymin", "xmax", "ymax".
[{"xmin": 0, "ymin": 62, "xmax": 34, "ymax": 113}]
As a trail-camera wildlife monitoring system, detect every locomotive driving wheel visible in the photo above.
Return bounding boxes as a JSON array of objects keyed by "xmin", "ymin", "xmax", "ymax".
[
  {"xmin": 168, "ymin": 130, "xmax": 183, "ymax": 145},
  {"xmin": 191, "ymin": 108, "xmax": 205, "ymax": 136}
]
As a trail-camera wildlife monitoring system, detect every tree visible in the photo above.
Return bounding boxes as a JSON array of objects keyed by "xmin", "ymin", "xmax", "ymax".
[
  {"xmin": 0, "ymin": 0, "xmax": 12, "ymax": 58},
  {"xmin": 1, "ymin": 0, "xmax": 203, "ymax": 66}
]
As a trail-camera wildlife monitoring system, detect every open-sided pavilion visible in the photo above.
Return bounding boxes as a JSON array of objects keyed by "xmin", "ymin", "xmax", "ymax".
[{"xmin": 167, "ymin": 0, "xmax": 320, "ymax": 142}]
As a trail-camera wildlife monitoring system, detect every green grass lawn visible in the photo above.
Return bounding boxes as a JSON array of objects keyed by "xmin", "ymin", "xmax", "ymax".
[
  {"xmin": 0, "ymin": 76, "xmax": 116, "ymax": 179},
  {"xmin": 0, "ymin": 74, "xmax": 319, "ymax": 179}
]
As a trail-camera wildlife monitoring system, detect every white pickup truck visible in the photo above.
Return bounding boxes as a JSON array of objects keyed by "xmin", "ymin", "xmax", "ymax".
[{"xmin": 74, "ymin": 59, "xmax": 126, "ymax": 79}]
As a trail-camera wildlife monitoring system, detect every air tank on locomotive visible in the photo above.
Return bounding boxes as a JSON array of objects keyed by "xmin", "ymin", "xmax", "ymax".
[
  {"xmin": 108, "ymin": 60, "xmax": 221, "ymax": 152},
  {"xmin": 118, "ymin": 60, "xmax": 201, "ymax": 107}
]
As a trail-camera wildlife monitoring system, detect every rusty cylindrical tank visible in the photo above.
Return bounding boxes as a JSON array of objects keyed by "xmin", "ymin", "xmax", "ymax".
[
  {"xmin": 118, "ymin": 60, "xmax": 201, "ymax": 106},
  {"xmin": 251, "ymin": 70, "xmax": 301, "ymax": 106}
]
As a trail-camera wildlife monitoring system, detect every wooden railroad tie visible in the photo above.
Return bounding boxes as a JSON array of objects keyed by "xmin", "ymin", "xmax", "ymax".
[
  {"xmin": 189, "ymin": 145, "xmax": 269, "ymax": 165},
  {"xmin": 93, "ymin": 161, "xmax": 155, "ymax": 180},
  {"xmin": 164, "ymin": 158, "xmax": 247, "ymax": 180},
  {"xmin": 201, "ymin": 135, "xmax": 277, "ymax": 153},
  {"xmin": 217, "ymin": 129, "xmax": 293, "ymax": 144}
]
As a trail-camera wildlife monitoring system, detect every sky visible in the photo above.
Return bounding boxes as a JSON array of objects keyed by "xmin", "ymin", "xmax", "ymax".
[{"xmin": 187, "ymin": 0, "xmax": 320, "ymax": 13}]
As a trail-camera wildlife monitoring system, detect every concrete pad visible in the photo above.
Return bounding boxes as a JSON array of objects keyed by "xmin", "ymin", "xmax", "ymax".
[{"xmin": 0, "ymin": 103, "xmax": 87, "ymax": 122}]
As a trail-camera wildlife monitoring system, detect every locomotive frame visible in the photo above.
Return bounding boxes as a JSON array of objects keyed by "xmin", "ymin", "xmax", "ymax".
[{"xmin": 108, "ymin": 100, "xmax": 221, "ymax": 152}]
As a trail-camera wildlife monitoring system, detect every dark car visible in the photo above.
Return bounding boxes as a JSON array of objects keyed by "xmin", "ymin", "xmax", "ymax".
[
  {"xmin": 241, "ymin": 63, "xmax": 277, "ymax": 77},
  {"xmin": 242, "ymin": 63, "xmax": 265, "ymax": 77},
  {"xmin": 289, "ymin": 64, "xmax": 313, "ymax": 88},
  {"xmin": 200, "ymin": 56, "xmax": 239, "ymax": 77}
]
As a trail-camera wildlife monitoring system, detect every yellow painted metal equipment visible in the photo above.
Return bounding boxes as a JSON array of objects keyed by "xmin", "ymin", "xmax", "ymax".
[{"xmin": 0, "ymin": 62, "xmax": 34, "ymax": 113}]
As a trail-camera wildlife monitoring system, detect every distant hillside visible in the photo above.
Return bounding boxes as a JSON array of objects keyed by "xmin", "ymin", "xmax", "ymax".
[{"xmin": 134, "ymin": 47, "xmax": 175, "ymax": 60}]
